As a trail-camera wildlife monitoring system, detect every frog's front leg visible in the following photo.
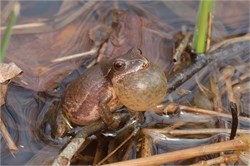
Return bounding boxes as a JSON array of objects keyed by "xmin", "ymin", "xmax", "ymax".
[{"xmin": 99, "ymin": 91, "xmax": 120, "ymax": 130}]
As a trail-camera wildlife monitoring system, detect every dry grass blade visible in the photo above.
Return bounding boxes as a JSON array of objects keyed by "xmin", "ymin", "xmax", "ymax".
[
  {"xmin": 210, "ymin": 74, "xmax": 223, "ymax": 113},
  {"xmin": 172, "ymin": 32, "xmax": 191, "ymax": 63},
  {"xmin": 104, "ymin": 136, "xmax": 249, "ymax": 166},
  {"xmin": 140, "ymin": 135, "xmax": 152, "ymax": 158},
  {"xmin": 210, "ymin": 73, "xmax": 226, "ymax": 160},
  {"xmin": 206, "ymin": 12, "xmax": 213, "ymax": 51},
  {"xmin": 0, "ymin": 1, "xmax": 98, "ymax": 34},
  {"xmin": 0, "ymin": 118, "xmax": 18, "ymax": 153},
  {"xmin": 178, "ymin": 104, "xmax": 250, "ymax": 123},
  {"xmin": 142, "ymin": 122, "xmax": 186, "ymax": 135},
  {"xmin": 168, "ymin": 129, "xmax": 250, "ymax": 136},
  {"xmin": 98, "ymin": 128, "xmax": 139, "ymax": 165},
  {"xmin": 208, "ymin": 34, "xmax": 250, "ymax": 53},
  {"xmin": 190, "ymin": 154, "xmax": 239, "ymax": 166},
  {"xmin": 51, "ymin": 48, "xmax": 97, "ymax": 63}
]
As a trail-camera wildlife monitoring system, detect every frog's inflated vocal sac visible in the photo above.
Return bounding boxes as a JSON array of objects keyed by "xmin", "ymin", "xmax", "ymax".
[{"xmin": 62, "ymin": 48, "xmax": 167, "ymax": 130}]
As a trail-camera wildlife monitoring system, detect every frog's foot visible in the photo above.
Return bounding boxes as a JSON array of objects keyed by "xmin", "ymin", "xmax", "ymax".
[
  {"xmin": 52, "ymin": 123, "xmax": 67, "ymax": 138},
  {"xmin": 107, "ymin": 118, "xmax": 121, "ymax": 130},
  {"xmin": 52, "ymin": 110, "xmax": 71, "ymax": 138}
]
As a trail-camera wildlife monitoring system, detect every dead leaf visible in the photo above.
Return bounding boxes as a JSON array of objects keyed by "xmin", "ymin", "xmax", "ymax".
[
  {"xmin": 0, "ymin": 62, "xmax": 22, "ymax": 106},
  {"xmin": 0, "ymin": 62, "xmax": 22, "ymax": 83},
  {"xmin": 0, "ymin": 83, "xmax": 8, "ymax": 106}
]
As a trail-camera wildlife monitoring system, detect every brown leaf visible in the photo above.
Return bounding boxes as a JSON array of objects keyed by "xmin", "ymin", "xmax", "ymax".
[
  {"xmin": 0, "ymin": 62, "xmax": 22, "ymax": 83},
  {"xmin": 0, "ymin": 83, "xmax": 8, "ymax": 106}
]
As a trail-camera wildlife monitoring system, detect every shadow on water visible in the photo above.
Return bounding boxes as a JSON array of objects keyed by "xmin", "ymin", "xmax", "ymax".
[{"xmin": 1, "ymin": 65, "xmax": 87, "ymax": 165}]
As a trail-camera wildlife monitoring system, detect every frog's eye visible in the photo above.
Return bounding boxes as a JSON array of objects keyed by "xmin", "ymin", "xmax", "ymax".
[{"xmin": 113, "ymin": 60, "xmax": 126, "ymax": 71}]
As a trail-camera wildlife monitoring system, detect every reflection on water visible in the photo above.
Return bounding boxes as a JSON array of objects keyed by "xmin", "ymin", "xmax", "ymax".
[
  {"xmin": 4, "ymin": 1, "xmax": 249, "ymax": 91},
  {"xmin": 1, "ymin": 83, "xmax": 61, "ymax": 165},
  {"xmin": 1, "ymin": 1, "xmax": 249, "ymax": 165},
  {"xmin": 1, "ymin": 64, "xmax": 87, "ymax": 165}
]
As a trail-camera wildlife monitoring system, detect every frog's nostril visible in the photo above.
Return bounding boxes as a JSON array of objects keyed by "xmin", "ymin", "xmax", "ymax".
[{"xmin": 143, "ymin": 61, "xmax": 150, "ymax": 68}]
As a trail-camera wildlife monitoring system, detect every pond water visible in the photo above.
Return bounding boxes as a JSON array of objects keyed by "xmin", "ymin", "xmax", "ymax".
[{"xmin": 1, "ymin": 1, "xmax": 249, "ymax": 165}]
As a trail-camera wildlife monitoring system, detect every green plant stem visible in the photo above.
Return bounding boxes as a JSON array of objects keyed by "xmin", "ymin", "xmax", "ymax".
[
  {"xmin": 192, "ymin": 0, "xmax": 215, "ymax": 54},
  {"xmin": 0, "ymin": 3, "xmax": 20, "ymax": 62}
]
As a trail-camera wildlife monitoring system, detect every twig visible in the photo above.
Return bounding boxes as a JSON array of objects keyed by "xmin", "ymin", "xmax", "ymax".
[
  {"xmin": 163, "ymin": 103, "xmax": 250, "ymax": 123},
  {"xmin": 0, "ymin": 1, "xmax": 98, "ymax": 34},
  {"xmin": 52, "ymin": 112, "xmax": 130, "ymax": 166},
  {"xmin": 122, "ymin": 138, "xmax": 136, "ymax": 161},
  {"xmin": 210, "ymin": 74, "xmax": 223, "ymax": 113},
  {"xmin": 167, "ymin": 56, "xmax": 210, "ymax": 93},
  {"xmin": 172, "ymin": 32, "xmax": 191, "ymax": 63},
  {"xmin": 93, "ymin": 136, "xmax": 107, "ymax": 164},
  {"xmin": 210, "ymin": 73, "xmax": 226, "ymax": 163},
  {"xmin": 104, "ymin": 136, "xmax": 249, "ymax": 166},
  {"xmin": 0, "ymin": 118, "xmax": 18, "ymax": 153},
  {"xmin": 190, "ymin": 154, "xmax": 239, "ymax": 166},
  {"xmin": 177, "ymin": 104, "xmax": 250, "ymax": 123},
  {"xmin": 229, "ymin": 102, "xmax": 238, "ymax": 140},
  {"xmin": 221, "ymin": 66, "xmax": 237, "ymax": 103},
  {"xmin": 208, "ymin": 33, "xmax": 250, "ymax": 53},
  {"xmin": 195, "ymin": 76, "xmax": 211, "ymax": 96},
  {"xmin": 165, "ymin": 40, "xmax": 249, "ymax": 95},
  {"xmin": 98, "ymin": 128, "xmax": 139, "ymax": 165},
  {"xmin": 51, "ymin": 48, "xmax": 97, "ymax": 63},
  {"xmin": 168, "ymin": 129, "xmax": 250, "ymax": 136},
  {"xmin": 140, "ymin": 135, "xmax": 152, "ymax": 158},
  {"xmin": 206, "ymin": 12, "xmax": 213, "ymax": 51},
  {"xmin": 142, "ymin": 122, "xmax": 186, "ymax": 135}
]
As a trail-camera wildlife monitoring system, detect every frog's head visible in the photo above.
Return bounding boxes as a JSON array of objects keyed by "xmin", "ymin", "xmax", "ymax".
[
  {"xmin": 107, "ymin": 48, "xmax": 150, "ymax": 82},
  {"xmin": 108, "ymin": 48, "xmax": 167, "ymax": 111}
]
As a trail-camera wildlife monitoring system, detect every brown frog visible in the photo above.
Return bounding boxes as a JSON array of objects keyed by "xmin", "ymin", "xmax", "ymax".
[{"xmin": 55, "ymin": 48, "xmax": 167, "ymax": 137}]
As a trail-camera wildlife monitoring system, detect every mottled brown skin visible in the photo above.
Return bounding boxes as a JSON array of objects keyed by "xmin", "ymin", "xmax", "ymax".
[
  {"xmin": 56, "ymin": 48, "xmax": 167, "ymax": 137},
  {"xmin": 62, "ymin": 61, "xmax": 121, "ymax": 126},
  {"xmin": 62, "ymin": 48, "xmax": 149, "ymax": 127}
]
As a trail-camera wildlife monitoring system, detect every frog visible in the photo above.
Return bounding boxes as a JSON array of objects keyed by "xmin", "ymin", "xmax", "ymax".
[{"xmin": 53, "ymin": 48, "xmax": 167, "ymax": 138}]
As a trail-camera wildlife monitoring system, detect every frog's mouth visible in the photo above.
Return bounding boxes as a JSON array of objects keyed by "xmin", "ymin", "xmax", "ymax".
[
  {"xmin": 136, "ymin": 56, "xmax": 150, "ymax": 71},
  {"xmin": 114, "ymin": 58, "xmax": 150, "ymax": 82},
  {"xmin": 141, "ymin": 57, "xmax": 150, "ymax": 69}
]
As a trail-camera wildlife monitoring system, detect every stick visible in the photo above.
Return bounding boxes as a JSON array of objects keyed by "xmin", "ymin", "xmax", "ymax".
[
  {"xmin": 172, "ymin": 32, "xmax": 191, "ymax": 63},
  {"xmin": 190, "ymin": 154, "xmax": 239, "ymax": 166},
  {"xmin": 208, "ymin": 33, "xmax": 250, "ymax": 53},
  {"xmin": 52, "ymin": 112, "xmax": 130, "ymax": 166},
  {"xmin": 210, "ymin": 73, "xmax": 226, "ymax": 161},
  {"xmin": 0, "ymin": 118, "xmax": 18, "ymax": 153},
  {"xmin": 98, "ymin": 128, "xmax": 139, "ymax": 165},
  {"xmin": 168, "ymin": 129, "xmax": 250, "ymax": 136},
  {"xmin": 51, "ymin": 48, "xmax": 97, "ymax": 63},
  {"xmin": 104, "ymin": 137, "xmax": 249, "ymax": 166},
  {"xmin": 142, "ymin": 122, "xmax": 186, "ymax": 135},
  {"xmin": 178, "ymin": 104, "xmax": 250, "ymax": 122},
  {"xmin": 229, "ymin": 102, "xmax": 238, "ymax": 140},
  {"xmin": 165, "ymin": 40, "xmax": 249, "ymax": 96},
  {"xmin": 206, "ymin": 12, "xmax": 213, "ymax": 51}
]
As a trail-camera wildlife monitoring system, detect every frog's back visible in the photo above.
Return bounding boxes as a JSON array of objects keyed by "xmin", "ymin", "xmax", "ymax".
[{"xmin": 62, "ymin": 64, "xmax": 110, "ymax": 125}]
